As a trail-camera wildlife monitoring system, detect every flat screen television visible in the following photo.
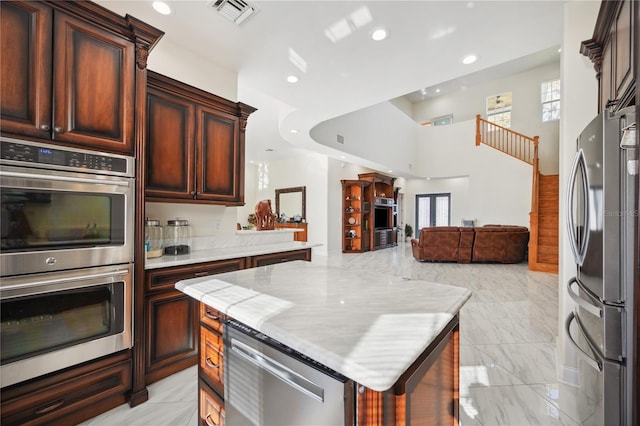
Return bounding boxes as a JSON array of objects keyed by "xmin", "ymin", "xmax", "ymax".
[{"xmin": 374, "ymin": 208, "xmax": 389, "ymax": 229}]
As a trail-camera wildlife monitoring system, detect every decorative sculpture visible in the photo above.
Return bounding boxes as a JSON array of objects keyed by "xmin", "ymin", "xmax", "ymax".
[{"xmin": 255, "ymin": 199, "xmax": 276, "ymax": 230}]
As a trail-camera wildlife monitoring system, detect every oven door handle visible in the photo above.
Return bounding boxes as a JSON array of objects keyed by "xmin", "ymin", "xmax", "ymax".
[
  {"xmin": 0, "ymin": 170, "xmax": 130, "ymax": 187},
  {"xmin": 230, "ymin": 337, "xmax": 325, "ymax": 402},
  {"xmin": 0, "ymin": 269, "xmax": 130, "ymax": 292}
]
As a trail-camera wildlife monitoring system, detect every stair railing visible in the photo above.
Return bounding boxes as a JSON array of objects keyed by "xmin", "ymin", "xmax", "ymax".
[{"xmin": 475, "ymin": 114, "xmax": 539, "ymax": 165}]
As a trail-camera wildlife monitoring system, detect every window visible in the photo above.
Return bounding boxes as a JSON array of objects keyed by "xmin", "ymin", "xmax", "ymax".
[
  {"xmin": 486, "ymin": 92, "xmax": 512, "ymax": 129},
  {"xmin": 541, "ymin": 79, "xmax": 560, "ymax": 122},
  {"xmin": 421, "ymin": 114, "xmax": 453, "ymax": 127},
  {"xmin": 415, "ymin": 193, "xmax": 450, "ymax": 230}
]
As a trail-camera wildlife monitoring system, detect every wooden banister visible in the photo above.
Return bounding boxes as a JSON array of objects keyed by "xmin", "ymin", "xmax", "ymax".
[{"xmin": 475, "ymin": 115, "xmax": 538, "ymax": 165}]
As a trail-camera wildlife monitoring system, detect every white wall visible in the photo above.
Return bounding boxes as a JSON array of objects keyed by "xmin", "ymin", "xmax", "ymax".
[
  {"xmin": 243, "ymin": 152, "xmax": 330, "ymax": 255},
  {"xmin": 404, "ymin": 177, "xmax": 471, "ymax": 232},
  {"xmin": 148, "ymin": 38, "xmax": 237, "ymax": 101},
  {"xmin": 412, "ymin": 61, "xmax": 561, "ymax": 175},
  {"xmin": 310, "ymin": 102, "xmax": 420, "ymax": 176},
  {"xmin": 557, "ymin": 1, "xmax": 600, "ymax": 385},
  {"xmin": 414, "ymin": 119, "xmax": 533, "ymax": 227}
]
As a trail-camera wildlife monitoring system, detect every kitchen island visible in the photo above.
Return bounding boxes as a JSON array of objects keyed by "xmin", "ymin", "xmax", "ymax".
[{"xmin": 176, "ymin": 260, "xmax": 471, "ymax": 425}]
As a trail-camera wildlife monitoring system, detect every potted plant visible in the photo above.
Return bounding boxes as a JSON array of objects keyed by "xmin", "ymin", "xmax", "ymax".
[{"xmin": 404, "ymin": 224, "xmax": 413, "ymax": 241}]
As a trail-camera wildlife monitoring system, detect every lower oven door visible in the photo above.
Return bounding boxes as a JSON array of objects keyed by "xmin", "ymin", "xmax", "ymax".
[
  {"xmin": 225, "ymin": 323, "xmax": 354, "ymax": 426},
  {"xmin": 0, "ymin": 264, "xmax": 132, "ymax": 387}
]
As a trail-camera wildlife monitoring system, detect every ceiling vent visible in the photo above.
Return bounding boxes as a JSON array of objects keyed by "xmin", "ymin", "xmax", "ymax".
[{"xmin": 212, "ymin": 0, "xmax": 258, "ymax": 25}]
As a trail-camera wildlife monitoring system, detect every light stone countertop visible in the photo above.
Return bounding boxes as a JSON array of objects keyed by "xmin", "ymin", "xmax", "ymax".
[
  {"xmin": 175, "ymin": 260, "xmax": 471, "ymax": 391},
  {"xmin": 145, "ymin": 241, "xmax": 317, "ymax": 270}
]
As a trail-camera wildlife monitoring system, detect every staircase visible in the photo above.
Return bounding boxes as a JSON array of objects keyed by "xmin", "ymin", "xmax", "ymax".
[
  {"xmin": 475, "ymin": 115, "xmax": 559, "ymax": 273},
  {"xmin": 530, "ymin": 174, "xmax": 559, "ymax": 272}
]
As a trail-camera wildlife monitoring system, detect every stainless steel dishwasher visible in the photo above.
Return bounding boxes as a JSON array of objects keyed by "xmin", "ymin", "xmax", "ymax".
[{"xmin": 224, "ymin": 319, "xmax": 355, "ymax": 425}]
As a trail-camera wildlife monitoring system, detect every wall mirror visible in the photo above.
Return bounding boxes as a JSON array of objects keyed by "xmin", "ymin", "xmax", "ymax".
[{"xmin": 275, "ymin": 186, "xmax": 306, "ymax": 221}]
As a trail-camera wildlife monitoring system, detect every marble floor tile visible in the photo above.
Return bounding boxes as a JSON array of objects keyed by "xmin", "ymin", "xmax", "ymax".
[
  {"xmin": 83, "ymin": 245, "xmax": 578, "ymax": 425},
  {"xmin": 464, "ymin": 384, "xmax": 581, "ymax": 426},
  {"xmin": 474, "ymin": 342, "xmax": 559, "ymax": 384}
]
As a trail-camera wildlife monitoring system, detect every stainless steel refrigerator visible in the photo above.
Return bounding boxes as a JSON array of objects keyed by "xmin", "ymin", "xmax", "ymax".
[{"xmin": 565, "ymin": 106, "xmax": 637, "ymax": 425}]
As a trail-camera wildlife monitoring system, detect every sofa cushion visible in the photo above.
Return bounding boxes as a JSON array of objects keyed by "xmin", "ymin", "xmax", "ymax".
[{"xmin": 412, "ymin": 227, "xmax": 461, "ymax": 262}]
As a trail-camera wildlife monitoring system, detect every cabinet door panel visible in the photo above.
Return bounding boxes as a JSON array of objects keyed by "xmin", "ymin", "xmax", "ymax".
[
  {"xmin": 145, "ymin": 88, "xmax": 195, "ymax": 199},
  {"xmin": 197, "ymin": 105, "xmax": 240, "ymax": 202},
  {"xmin": 0, "ymin": 1, "xmax": 52, "ymax": 139},
  {"xmin": 53, "ymin": 12, "xmax": 135, "ymax": 153},
  {"xmin": 614, "ymin": 0, "xmax": 633, "ymax": 102},
  {"xmin": 145, "ymin": 291, "xmax": 198, "ymax": 384},
  {"xmin": 600, "ymin": 31, "xmax": 614, "ymax": 111}
]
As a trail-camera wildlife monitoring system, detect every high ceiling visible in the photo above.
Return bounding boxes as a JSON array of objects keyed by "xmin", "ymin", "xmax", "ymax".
[{"xmin": 97, "ymin": 0, "xmax": 565, "ymax": 165}]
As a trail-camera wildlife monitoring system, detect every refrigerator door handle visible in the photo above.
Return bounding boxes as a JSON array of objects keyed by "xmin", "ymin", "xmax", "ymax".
[
  {"xmin": 565, "ymin": 149, "xmax": 590, "ymax": 265},
  {"xmin": 565, "ymin": 311, "xmax": 602, "ymax": 372},
  {"xmin": 567, "ymin": 277, "xmax": 603, "ymax": 318}
]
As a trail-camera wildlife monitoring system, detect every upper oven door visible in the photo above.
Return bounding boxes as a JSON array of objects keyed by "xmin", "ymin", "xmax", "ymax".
[{"xmin": 0, "ymin": 165, "xmax": 133, "ymax": 276}]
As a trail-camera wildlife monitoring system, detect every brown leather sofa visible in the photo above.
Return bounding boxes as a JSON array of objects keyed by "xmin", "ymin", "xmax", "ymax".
[{"xmin": 411, "ymin": 225, "xmax": 529, "ymax": 264}]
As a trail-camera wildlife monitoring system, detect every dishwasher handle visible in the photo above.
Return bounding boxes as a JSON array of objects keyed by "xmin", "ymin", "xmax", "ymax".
[{"xmin": 230, "ymin": 337, "xmax": 325, "ymax": 402}]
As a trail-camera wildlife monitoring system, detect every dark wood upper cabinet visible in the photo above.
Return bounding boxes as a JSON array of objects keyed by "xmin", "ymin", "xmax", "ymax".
[
  {"xmin": 581, "ymin": 0, "xmax": 636, "ymax": 112},
  {"xmin": 145, "ymin": 86, "xmax": 196, "ymax": 199},
  {"xmin": 0, "ymin": 1, "xmax": 161, "ymax": 154},
  {"xmin": 197, "ymin": 105, "xmax": 240, "ymax": 202},
  {"xmin": 52, "ymin": 12, "xmax": 135, "ymax": 151},
  {"xmin": 145, "ymin": 71, "xmax": 256, "ymax": 205},
  {"xmin": 0, "ymin": 2, "xmax": 53, "ymax": 140}
]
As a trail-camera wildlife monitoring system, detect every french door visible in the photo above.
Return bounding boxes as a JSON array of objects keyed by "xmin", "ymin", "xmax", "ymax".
[{"xmin": 415, "ymin": 193, "xmax": 450, "ymax": 230}]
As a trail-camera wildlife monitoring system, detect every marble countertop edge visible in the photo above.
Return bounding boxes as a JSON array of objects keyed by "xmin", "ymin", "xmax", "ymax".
[{"xmin": 145, "ymin": 241, "xmax": 320, "ymax": 270}]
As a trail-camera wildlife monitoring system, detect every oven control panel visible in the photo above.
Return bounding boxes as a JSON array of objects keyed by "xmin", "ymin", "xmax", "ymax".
[{"xmin": 1, "ymin": 140, "xmax": 128, "ymax": 174}]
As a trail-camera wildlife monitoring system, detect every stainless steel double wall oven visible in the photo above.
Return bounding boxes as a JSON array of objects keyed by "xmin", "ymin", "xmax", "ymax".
[{"xmin": 0, "ymin": 138, "xmax": 134, "ymax": 387}]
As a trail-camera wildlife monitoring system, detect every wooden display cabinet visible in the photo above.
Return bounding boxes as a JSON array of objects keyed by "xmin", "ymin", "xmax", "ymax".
[
  {"xmin": 358, "ymin": 173, "xmax": 398, "ymax": 251},
  {"xmin": 341, "ymin": 180, "xmax": 371, "ymax": 253}
]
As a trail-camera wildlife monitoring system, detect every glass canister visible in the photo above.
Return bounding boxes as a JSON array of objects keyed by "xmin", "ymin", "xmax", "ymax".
[
  {"xmin": 144, "ymin": 218, "xmax": 163, "ymax": 259},
  {"xmin": 163, "ymin": 219, "xmax": 191, "ymax": 255}
]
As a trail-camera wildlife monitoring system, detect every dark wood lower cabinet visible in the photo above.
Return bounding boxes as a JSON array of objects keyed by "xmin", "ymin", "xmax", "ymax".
[
  {"xmin": 0, "ymin": 351, "xmax": 131, "ymax": 426},
  {"xmin": 249, "ymin": 248, "xmax": 312, "ymax": 267},
  {"xmin": 145, "ymin": 290, "xmax": 199, "ymax": 385},
  {"xmin": 144, "ymin": 258, "xmax": 245, "ymax": 385},
  {"xmin": 143, "ymin": 250, "xmax": 312, "ymax": 386},
  {"xmin": 356, "ymin": 318, "xmax": 459, "ymax": 425}
]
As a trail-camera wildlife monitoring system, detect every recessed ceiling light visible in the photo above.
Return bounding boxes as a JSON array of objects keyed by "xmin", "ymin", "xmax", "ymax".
[
  {"xmin": 387, "ymin": 169, "xmax": 393, "ymax": 173},
  {"xmin": 558, "ymin": 47, "xmax": 562, "ymax": 53},
  {"xmin": 286, "ymin": 74, "xmax": 299, "ymax": 83},
  {"xmin": 462, "ymin": 55, "xmax": 477, "ymax": 65},
  {"xmin": 290, "ymin": 129, "xmax": 298, "ymax": 134},
  {"xmin": 435, "ymin": 89, "xmax": 441, "ymax": 93},
  {"xmin": 152, "ymin": 1, "xmax": 172, "ymax": 15},
  {"xmin": 370, "ymin": 27, "xmax": 389, "ymax": 41},
  {"xmin": 340, "ymin": 155, "xmax": 346, "ymax": 159}
]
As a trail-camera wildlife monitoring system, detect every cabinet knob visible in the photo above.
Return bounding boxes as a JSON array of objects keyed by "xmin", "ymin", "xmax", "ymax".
[
  {"xmin": 190, "ymin": 191, "xmax": 196, "ymax": 196},
  {"xmin": 39, "ymin": 124, "xmax": 50, "ymax": 131},
  {"xmin": 54, "ymin": 126, "xmax": 64, "ymax": 133}
]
